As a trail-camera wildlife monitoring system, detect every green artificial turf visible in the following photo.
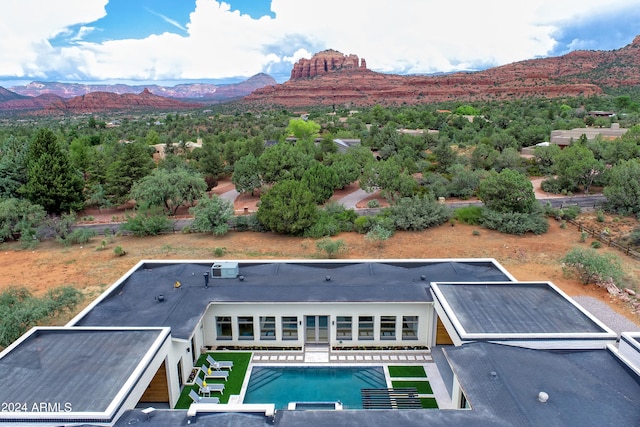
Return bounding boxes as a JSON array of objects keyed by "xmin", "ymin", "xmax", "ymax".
[
  {"xmin": 420, "ymin": 397, "xmax": 439, "ymax": 408},
  {"xmin": 391, "ymin": 380, "xmax": 433, "ymax": 394},
  {"xmin": 387, "ymin": 365, "xmax": 427, "ymax": 378},
  {"xmin": 174, "ymin": 352, "xmax": 252, "ymax": 409}
]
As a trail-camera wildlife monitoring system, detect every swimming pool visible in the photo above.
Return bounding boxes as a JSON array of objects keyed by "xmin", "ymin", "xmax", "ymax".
[{"xmin": 243, "ymin": 366, "xmax": 387, "ymax": 409}]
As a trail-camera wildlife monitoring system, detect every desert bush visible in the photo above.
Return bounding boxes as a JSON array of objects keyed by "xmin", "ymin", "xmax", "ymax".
[
  {"xmin": 480, "ymin": 208, "xmax": 549, "ymax": 235},
  {"xmin": 316, "ymin": 238, "xmax": 347, "ymax": 258},
  {"xmin": 214, "ymin": 247, "xmax": 226, "ymax": 257},
  {"xmin": 114, "ymin": 245, "xmax": 126, "ymax": 256},
  {"xmin": 453, "ymin": 206, "xmax": 483, "ymax": 225},
  {"xmin": 591, "ymin": 241, "xmax": 602, "ymax": 248},
  {"xmin": 367, "ymin": 199, "xmax": 380, "ymax": 208},
  {"xmin": 35, "ymin": 212, "xmax": 76, "ymax": 241},
  {"xmin": 388, "ymin": 195, "xmax": 451, "ymax": 231},
  {"xmin": 562, "ymin": 248, "xmax": 622, "ymax": 285},
  {"xmin": 365, "ymin": 224, "xmax": 393, "ymax": 247},
  {"xmin": 57, "ymin": 228, "xmax": 96, "ymax": 247},
  {"xmin": 0, "ymin": 286, "xmax": 82, "ymax": 348},
  {"xmin": 121, "ymin": 206, "xmax": 172, "ymax": 236},
  {"xmin": 0, "ymin": 198, "xmax": 46, "ymax": 243},
  {"xmin": 189, "ymin": 194, "xmax": 234, "ymax": 236}
]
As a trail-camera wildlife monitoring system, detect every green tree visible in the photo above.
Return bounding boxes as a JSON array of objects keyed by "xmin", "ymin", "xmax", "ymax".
[
  {"xmin": 258, "ymin": 142, "xmax": 316, "ymax": 184},
  {"xmin": 301, "ymin": 163, "xmax": 339, "ymax": 204},
  {"xmin": 360, "ymin": 158, "xmax": 417, "ymax": 201},
  {"xmin": 533, "ymin": 144, "xmax": 561, "ymax": 175},
  {"xmin": 554, "ymin": 143, "xmax": 604, "ymax": 194},
  {"xmin": 189, "ymin": 194, "xmax": 234, "ymax": 236},
  {"xmin": 104, "ymin": 141, "xmax": 154, "ymax": 205},
  {"xmin": 257, "ymin": 180, "xmax": 318, "ymax": 235},
  {"xmin": 195, "ymin": 139, "xmax": 225, "ymax": 181},
  {"xmin": 21, "ymin": 128, "xmax": 84, "ymax": 214},
  {"xmin": 130, "ymin": 168, "xmax": 207, "ymax": 215},
  {"xmin": 432, "ymin": 138, "xmax": 458, "ymax": 172},
  {"xmin": 478, "ymin": 169, "xmax": 536, "ymax": 213},
  {"xmin": 0, "ymin": 135, "xmax": 28, "ymax": 199},
  {"xmin": 0, "ymin": 198, "xmax": 46, "ymax": 242},
  {"xmin": 232, "ymin": 153, "xmax": 262, "ymax": 195},
  {"xmin": 470, "ymin": 143, "xmax": 499, "ymax": 171},
  {"xmin": 286, "ymin": 118, "xmax": 320, "ymax": 140},
  {"xmin": 603, "ymin": 159, "xmax": 640, "ymax": 215}
]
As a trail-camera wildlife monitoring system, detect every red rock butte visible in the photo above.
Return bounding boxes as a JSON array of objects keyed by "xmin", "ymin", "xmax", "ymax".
[{"xmin": 290, "ymin": 49, "xmax": 367, "ymax": 80}]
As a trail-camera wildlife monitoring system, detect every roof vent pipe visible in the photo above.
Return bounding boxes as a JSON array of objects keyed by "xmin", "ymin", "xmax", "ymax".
[
  {"xmin": 325, "ymin": 275, "xmax": 331, "ymax": 281},
  {"xmin": 537, "ymin": 391, "xmax": 549, "ymax": 403},
  {"xmin": 203, "ymin": 272, "xmax": 209, "ymax": 288},
  {"xmin": 420, "ymin": 275, "xmax": 426, "ymax": 281}
]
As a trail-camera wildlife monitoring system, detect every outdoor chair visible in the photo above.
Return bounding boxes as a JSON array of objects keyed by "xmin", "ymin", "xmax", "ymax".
[
  {"xmin": 188, "ymin": 389, "xmax": 219, "ymax": 404},
  {"xmin": 206, "ymin": 355, "xmax": 233, "ymax": 370},
  {"xmin": 194, "ymin": 375, "xmax": 225, "ymax": 395},
  {"xmin": 201, "ymin": 364, "xmax": 229, "ymax": 381}
]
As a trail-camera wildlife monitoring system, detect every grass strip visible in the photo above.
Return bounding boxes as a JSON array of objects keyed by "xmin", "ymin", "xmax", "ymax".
[
  {"xmin": 391, "ymin": 380, "xmax": 433, "ymax": 394},
  {"xmin": 387, "ymin": 365, "xmax": 427, "ymax": 378},
  {"xmin": 174, "ymin": 352, "xmax": 252, "ymax": 409}
]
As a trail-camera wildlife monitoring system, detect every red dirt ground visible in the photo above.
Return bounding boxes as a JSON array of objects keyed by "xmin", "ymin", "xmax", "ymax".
[{"xmin": 1, "ymin": 215, "xmax": 638, "ymax": 326}]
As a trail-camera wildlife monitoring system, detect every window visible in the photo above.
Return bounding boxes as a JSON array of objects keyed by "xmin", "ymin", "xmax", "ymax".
[
  {"xmin": 380, "ymin": 316, "xmax": 396, "ymax": 340},
  {"xmin": 216, "ymin": 316, "xmax": 232, "ymax": 340},
  {"xmin": 238, "ymin": 316, "xmax": 254, "ymax": 340},
  {"xmin": 402, "ymin": 316, "xmax": 419, "ymax": 340},
  {"xmin": 358, "ymin": 316, "xmax": 374, "ymax": 340},
  {"xmin": 336, "ymin": 316, "xmax": 352, "ymax": 340},
  {"xmin": 282, "ymin": 316, "xmax": 298, "ymax": 340},
  {"xmin": 260, "ymin": 316, "xmax": 276, "ymax": 340}
]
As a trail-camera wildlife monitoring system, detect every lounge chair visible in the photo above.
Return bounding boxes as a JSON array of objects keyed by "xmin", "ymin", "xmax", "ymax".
[
  {"xmin": 206, "ymin": 355, "xmax": 233, "ymax": 371},
  {"xmin": 188, "ymin": 389, "xmax": 219, "ymax": 404},
  {"xmin": 194, "ymin": 375, "xmax": 224, "ymax": 395},
  {"xmin": 201, "ymin": 364, "xmax": 229, "ymax": 381}
]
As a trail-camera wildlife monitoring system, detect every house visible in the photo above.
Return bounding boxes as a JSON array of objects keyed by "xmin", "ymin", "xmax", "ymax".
[
  {"xmin": 549, "ymin": 124, "xmax": 627, "ymax": 148},
  {"xmin": 0, "ymin": 259, "xmax": 638, "ymax": 426}
]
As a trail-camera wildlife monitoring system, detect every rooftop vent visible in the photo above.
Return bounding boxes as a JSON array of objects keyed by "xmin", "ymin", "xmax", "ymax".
[
  {"xmin": 211, "ymin": 262, "xmax": 239, "ymax": 279},
  {"xmin": 537, "ymin": 391, "xmax": 549, "ymax": 403}
]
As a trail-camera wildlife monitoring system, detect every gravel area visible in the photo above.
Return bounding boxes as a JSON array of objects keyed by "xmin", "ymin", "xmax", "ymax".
[{"xmin": 573, "ymin": 296, "xmax": 640, "ymax": 336}]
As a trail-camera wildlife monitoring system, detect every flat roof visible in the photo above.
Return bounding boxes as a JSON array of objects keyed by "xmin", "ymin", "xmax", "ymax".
[
  {"xmin": 444, "ymin": 342, "xmax": 640, "ymax": 426},
  {"xmin": 73, "ymin": 259, "xmax": 513, "ymax": 339},
  {"xmin": 432, "ymin": 282, "xmax": 613, "ymax": 336},
  {"xmin": 0, "ymin": 327, "xmax": 169, "ymax": 424}
]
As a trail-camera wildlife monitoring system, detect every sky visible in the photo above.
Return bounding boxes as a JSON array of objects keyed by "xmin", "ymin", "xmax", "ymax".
[{"xmin": 1, "ymin": 0, "xmax": 639, "ymax": 87}]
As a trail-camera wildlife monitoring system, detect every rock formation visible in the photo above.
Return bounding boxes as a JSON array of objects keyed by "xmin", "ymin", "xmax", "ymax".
[
  {"xmin": 290, "ymin": 49, "xmax": 367, "ymax": 80},
  {"xmin": 245, "ymin": 37, "xmax": 640, "ymax": 108}
]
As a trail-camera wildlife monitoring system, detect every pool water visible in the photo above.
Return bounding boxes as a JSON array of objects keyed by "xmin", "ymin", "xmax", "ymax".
[{"xmin": 243, "ymin": 367, "xmax": 387, "ymax": 409}]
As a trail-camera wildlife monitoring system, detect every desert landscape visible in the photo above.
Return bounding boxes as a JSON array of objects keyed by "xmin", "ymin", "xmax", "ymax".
[{"xmin": 1, "ymin": 215, "xmax": 638, "ymax": 326}]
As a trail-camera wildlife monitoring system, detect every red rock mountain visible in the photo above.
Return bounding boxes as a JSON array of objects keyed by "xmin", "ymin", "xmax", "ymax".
[
  {"xmin": 44, "ymin": 89, "xmax": 199, "ymax": 114},
  {"xmin": 290, "ymin": 49, "xmax": 367, "ymax": 80},
  {"xmin": 245, "ymin": 37, "xmax": 640, "ymax": 108}
]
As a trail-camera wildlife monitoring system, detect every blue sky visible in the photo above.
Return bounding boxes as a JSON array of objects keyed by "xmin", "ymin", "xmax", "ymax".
[{"xmin": 1, "ymin": 0, "xmax": 639, "ymax": 87}]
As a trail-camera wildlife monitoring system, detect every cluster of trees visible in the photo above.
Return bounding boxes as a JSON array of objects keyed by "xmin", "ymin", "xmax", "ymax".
[{"xmin": 1, "ymin": 92, "xmax": 640, "ymax": 242}]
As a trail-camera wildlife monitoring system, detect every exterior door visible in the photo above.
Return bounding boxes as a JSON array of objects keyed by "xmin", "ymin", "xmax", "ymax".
[{"xmin": 305, "ymin": 315, "xmax": 329, "ymax": 344}]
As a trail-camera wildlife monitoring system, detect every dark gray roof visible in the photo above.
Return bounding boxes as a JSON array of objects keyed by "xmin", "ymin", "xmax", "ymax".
[
  {"xmin": 0, "ymin": 327, "xmax": 168, "ymax": 424},
  {"xmin": 74, "ymin": 260, "xmax": 511, "ymax": 340},
  {"xmin": 444, "ymin": 342, "xmax": 640, "ymax": 427},
  {"xmin": 432, "ymin": 282, "xmax": 609, "ymax": 334}
]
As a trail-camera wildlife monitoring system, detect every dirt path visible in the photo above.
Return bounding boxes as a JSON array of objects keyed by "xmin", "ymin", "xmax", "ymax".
[{"xmin": 1, "ymin": 219, "xmax": 638, "ymax": 327}]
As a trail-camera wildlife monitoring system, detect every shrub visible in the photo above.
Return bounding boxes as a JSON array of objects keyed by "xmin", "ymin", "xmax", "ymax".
[
  {"xmin": 121, "ymin": 206, "xmax": 172, "ymax": 236},
  {"xmin": 114, "ymin": 245, "xmax": 126, "ymax": 256},
  {"xmin": 591, "ymin": 241, "xmax": 602, "ymax": 248},
  {"xmin": 388, "ymin": 195, "xmax": 452, "ymax": 231},
  {"xmin": 472, "ymin": 230, "xmax": 480, "ymax": 236},
  {"xmin": 57, "ymin": 228, "xmax": 96, "ymax": 247},
  {"xmin": 315, "ymin": 238, "xmax": 347, "ymax": 258},
  {"xmin": 36, "ymin": 213, "xmax": 77, "ymax": 242},
  {"xmin": 367, "ymin": 199, "xmax": 380, "ymax": 208},
  {"xmin": 354, "ymin": 216, "xmax": 372, "ymax": 234},
  {"xmin": 214, "ymin": 247, "xmax": 226, "ymax": 257},
  {"xmin": 580, "ymin": 231, "xmax": 588, "ymax": 242},
  {"xmin": 480, "ymin": 208, "xmax": 549, "ymax": 235},
  {"xmin": 453, "ymin": 206, "xmax": 483, "ymax": 225},
  {"xmin": 562, "ymin": 248, "xmax": 622, "ymax": 285},
  {"xmin": 365, "ymin": 224, "xmax": 393, "ymax": 247},
  {"xmin": 189, "ymin": 195, "xmax": 234, "ymax": 236},
  {"xmin": 596, "ymin": 210, "xmax": 605, "ymax": 222}
]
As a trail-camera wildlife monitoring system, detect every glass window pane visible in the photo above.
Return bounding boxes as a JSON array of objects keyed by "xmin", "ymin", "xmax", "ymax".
[
  {"xmin": 336, "ymin": 316, "xmax": 352, "ymax": 340},
  {"xmin": 380, "ymin": 316, "xmax": 396, "ymax": 340},
  {"xmin": 402, "ymin": 316, "xmax": 418, "ymax": 340},
  {"xmin": 238, "ymin": 316, "xmax": 254, "ymax": 340},
  {"xmin": 216, "ymin": 316, "xmax": 232, "ymax": 340},
  {"xmin": 282, "ymin": 316, "xmax": 298, "ymax": 340},
  {"xmin": 260, "ymin": 316, "xmax": 276, "ymax": 340},
  {"xmin": 358, "ymin": 316, "xmax": 374, "ymax": 340}
]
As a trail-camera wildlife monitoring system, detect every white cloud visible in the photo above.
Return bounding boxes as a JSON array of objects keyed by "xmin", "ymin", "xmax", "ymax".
[{"xmin": 1, "ymin": 0, "xmax": 638, "ymax": 82}]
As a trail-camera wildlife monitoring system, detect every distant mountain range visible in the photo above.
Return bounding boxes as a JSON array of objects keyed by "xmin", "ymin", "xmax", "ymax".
[
  {"xmin": 3, "ymin": 35, "xmax": 640, "ymax": 114},
  {"xmin": 245, "ymin": 36, "xmax": 640, "ymax": 108},
  {"xmin": 0, "ymin": 73, "xmax": 277, "ymax": 114}
]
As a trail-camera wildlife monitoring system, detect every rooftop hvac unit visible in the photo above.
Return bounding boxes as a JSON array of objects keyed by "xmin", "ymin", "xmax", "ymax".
[{"xmin": 211, "ymin": 262, "xmax": 239, "ymax": 279}]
